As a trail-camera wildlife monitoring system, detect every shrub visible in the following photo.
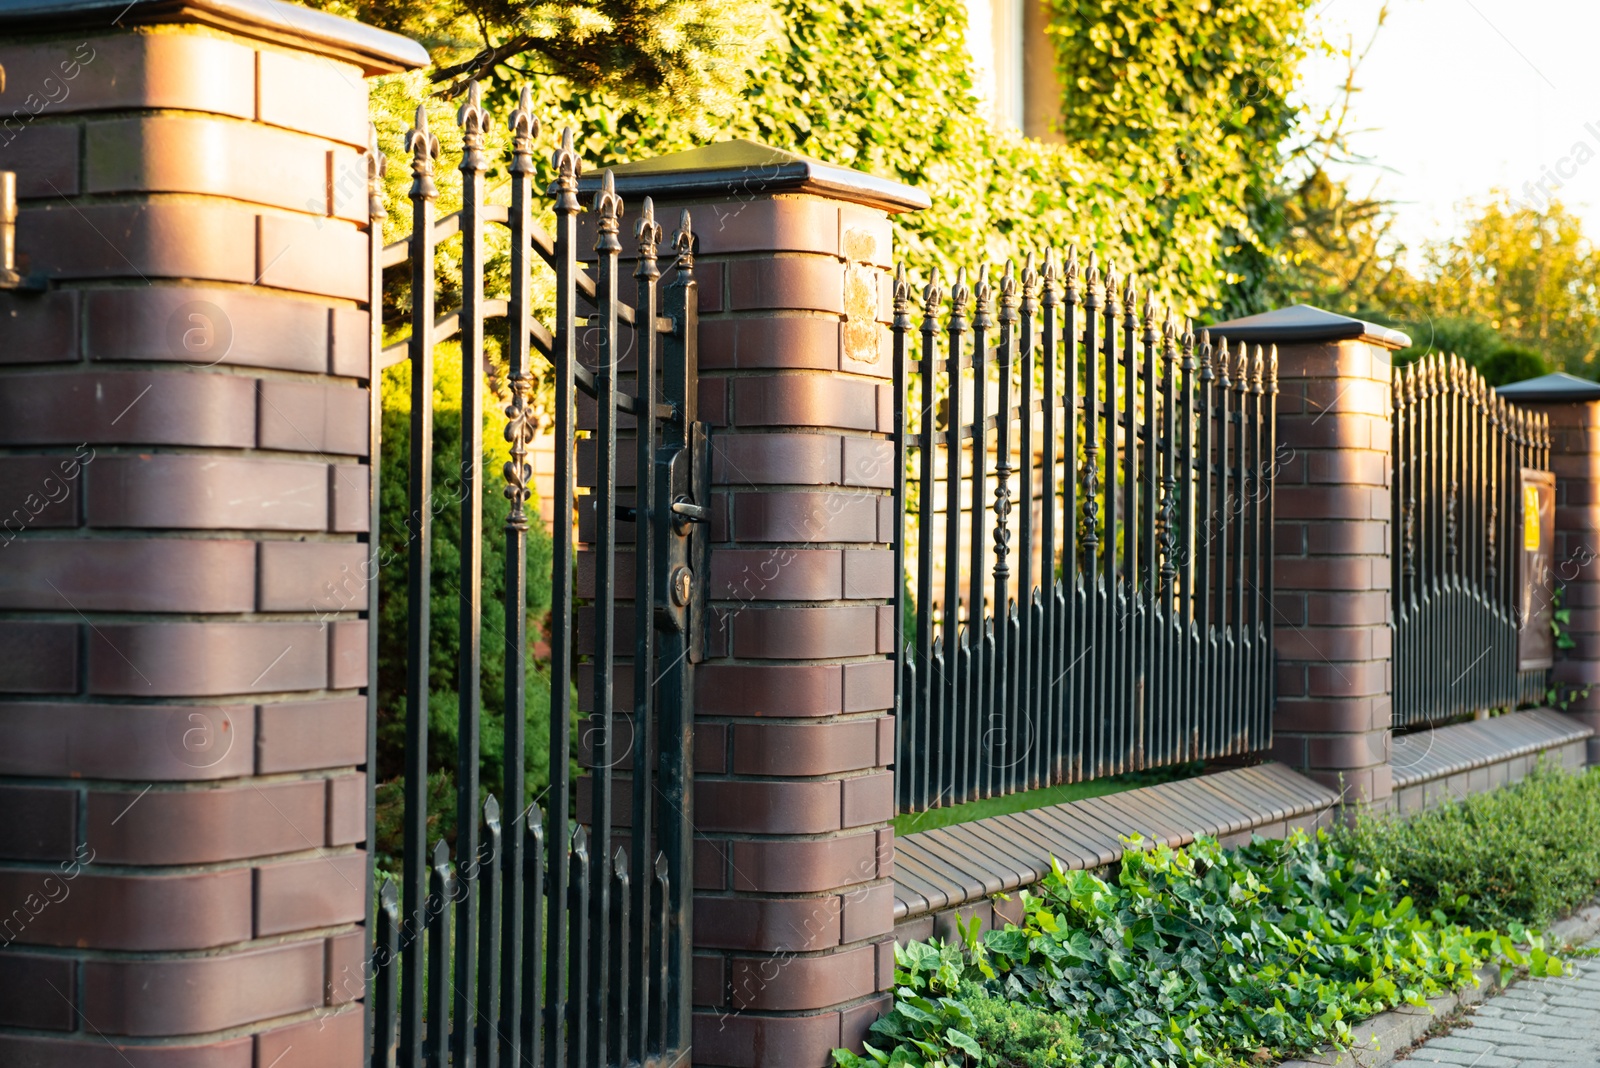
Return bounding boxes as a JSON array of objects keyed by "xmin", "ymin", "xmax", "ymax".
[
  {"xmin": 1339, "ymin": 764, "xmax": 1600, "ymax": 929},
  {"xmin": 373, "ymin": 346, "xmax": 564, "ymax": 867},
  {"xmin": 837, "ymin": 830, "xmax": 1561, "ymax": 1068}
]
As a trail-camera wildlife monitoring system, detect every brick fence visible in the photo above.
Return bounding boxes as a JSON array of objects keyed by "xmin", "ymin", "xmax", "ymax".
[{"xmin": 0, "ymin": 2, "xmax": 1596, "ymax": 1065}]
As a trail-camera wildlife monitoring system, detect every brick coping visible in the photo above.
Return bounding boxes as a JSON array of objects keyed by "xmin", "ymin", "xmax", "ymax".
[
  {"xmin": 892, "ymin": 762, "xmax": 1339, "ymax": 925},
  {"xmin": 1390, "ymin": 708, "xmax": 1593, "ymax": 790}
]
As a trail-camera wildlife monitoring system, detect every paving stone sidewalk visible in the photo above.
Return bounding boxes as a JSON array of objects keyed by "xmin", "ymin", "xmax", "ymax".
[{"xmin": 1405, "ymin": 936, "xmax": 1600, "ymax": 1068}]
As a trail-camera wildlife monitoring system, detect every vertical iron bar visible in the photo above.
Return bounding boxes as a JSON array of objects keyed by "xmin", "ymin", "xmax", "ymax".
[
  {"xmin": 1263, "ymin": 347, "xmax": 1278, "ymax": 750},
  {"xmin": 660, "ymin": 212, "xmax": 698, "ymax": 1051},
  {"xmin": 500, "ymin": 89, "xmax": 539, "ymax": 1068},
  {"xmin": 969, "ymin": 269, "xmax": 991, "ymax": 800},
  {"xmin": 588, "ymin": 168, "xmax": 624, "ymax": 1068},
  {"xmin": 1101, "ymin": 269, "xmax": 1121, "ymax": 777},
  {"xmin": 891, "ymin": 266, "xmax": 912, "ymax": 810},
  {"xmin": 1060, "ymin": 251, "xmax": 1080, "ymax": 782},
  {"xmin": 1132, "ymin": 290, "xmax": 1153, "ymax": 769},
  {"xmin": 401, "ymin": 106, "xmax": 440, "ymax": 1068},
  {"xmin": 1158, "ymin": 316, "xmax": 1176, "ymax": 767},
  {"xmin": 1017, "ymin": 260, "xmax": 1037, "ymax": 791},
  {"xmin": 544, "ymin": 126, "xmax": 582, "ymax": 1068},
  {"xmin": 428, "ymin": 842, "xmax": 453, "ymax": 1067},
  {"xmin": 916, "ymin": 275, "xmax": 939, "ymax": 812},
  {"xmin": 568, "ymin": 828, "xmax": 591, "ymax": 1068},
  {"xmin": 612, "ymin": 851, "xmax": 630, "ymax": 1062},
  {"xmin": 944, "ymin": 274, "xmax": 967, "ymax": 806},
  {"xmin": 1080, "ymin": 257, "xmax": 1102, "ymax": 780},
  {"xmin": 1178, "ymin": 324, "xmax": 1197, "ymax": 760},
  {"xmin": 1231, "ymin": 344, "xmax": 1247, "ymax": 751},
  {"xmin": 374, "ymin": 881, "xmax": 400, "ymax": 1068},
  {"xmin": 1038, "ymin": 253, "xmax": 1059, "ymax": 787},
  {"xmin": 991, "ymin": 265, "xmax": 1015, "ymax": 796},
  {"xmin": 1213, "ymin": 339, "xmax": 1231, "ymax": 756},
  {"xmin": 523, "ymin": 809, "xmax": 545, "ymax": 1067},
  {"xmin": 453, "ymin": 84, "xmax": 489, "ymax": 1068},
  {"xmin": 630, "ymin": 198, "xmax": 662, "ymax": 1060},
  {"xmin": 477, "ymin": 799, "xmax": 502, "ymax": 1068},
  {"xmin": 1247, "ymin": 346, "xmax": 1264, "ymax": 750}
]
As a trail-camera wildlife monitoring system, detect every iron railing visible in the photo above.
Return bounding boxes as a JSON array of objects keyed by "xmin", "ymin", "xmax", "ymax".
[
  {"xmin": 1391, "ymin": 354, "xmax": 1550, "ymax": 727},
  {"xmin": 367, "ymin": 84, "xmax": 698, "ymax": 1068},
  {"xmin": 890, "ymin": 253, "xmax": 1278, "ymax": 813}
]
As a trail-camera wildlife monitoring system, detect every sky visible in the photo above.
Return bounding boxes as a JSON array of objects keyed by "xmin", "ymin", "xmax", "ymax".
[{"xmin": 1299, "ymin": 0, "xmax": 1600, "ymax": 254}]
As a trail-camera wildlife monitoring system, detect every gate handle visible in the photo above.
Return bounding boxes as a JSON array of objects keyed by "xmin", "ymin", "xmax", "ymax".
[{"xmin": 670, "ymin": 498, "xmax": 708, "ymax": 524}]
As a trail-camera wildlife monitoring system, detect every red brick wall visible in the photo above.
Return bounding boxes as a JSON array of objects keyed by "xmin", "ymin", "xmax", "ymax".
[
  {"xmin": 1528, "ymin": 398, "xmax": 1600, "ymax": 764},
  {"xmin": 630, "ymin": 194, "xmax": 901, "ymax": 1067},
  {"xmin": 0, "ymin": 21, "xmax": 397, "ymax": 1064},
  {"xmin": 1268, "ymin": 339, "xmax": 1396, "ymax": 806}
]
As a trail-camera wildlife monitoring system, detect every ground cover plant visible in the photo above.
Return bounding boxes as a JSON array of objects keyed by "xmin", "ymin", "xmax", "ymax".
[
  {"xmin": 836, "ymin": 830, "xmax": 1562, "ymax": 1068},
  {"xmin": 1339, "ymin": 765, "xmax": 1600, "ymax": 929}
]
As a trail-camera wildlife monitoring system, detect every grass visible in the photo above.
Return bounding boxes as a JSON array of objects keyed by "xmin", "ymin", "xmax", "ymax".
[{"xmin": 892, "ymin": 763, "xmax": 1206, "ymax": 836}]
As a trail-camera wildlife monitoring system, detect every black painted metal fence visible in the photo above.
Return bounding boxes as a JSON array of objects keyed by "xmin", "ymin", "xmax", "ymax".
[
  {"xmin": 1392, "ymin": 354, "xmax": 1550, "ymax": 727},
  {"xmin": 891, "ymin": 252, "xmax": 1278, "ymax": 813},
  {"xmin": 366, "ymin": 85, "xmax": 698, "ymax": 1068}
]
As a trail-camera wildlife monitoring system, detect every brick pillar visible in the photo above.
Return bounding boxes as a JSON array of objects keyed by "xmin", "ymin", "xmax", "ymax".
[
  {"xmin": 1208, "ymin": 307, "xmax": 1409, "ymax": 809},
  {"xmin": 582, "ymin": 144, "xmax": 928, "ymax": 1067},
  {"xmin": 1505, "ymin": 376, "xmax": 1600, "ymax": 765},
  {"xmin": 0, "ymin": 3, "xmax": 424, "ymax": 1063}
]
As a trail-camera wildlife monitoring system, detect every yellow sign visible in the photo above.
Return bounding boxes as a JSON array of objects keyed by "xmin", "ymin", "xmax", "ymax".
[{"xmin": 1524, "ymin": 484, "xmax": 1541, "ymax": 551}]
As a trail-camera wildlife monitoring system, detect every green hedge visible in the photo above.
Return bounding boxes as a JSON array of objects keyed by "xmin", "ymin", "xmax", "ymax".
[{"xmin": 1338, "ymin": 764, "xmax": 1600, "ymax": 929}]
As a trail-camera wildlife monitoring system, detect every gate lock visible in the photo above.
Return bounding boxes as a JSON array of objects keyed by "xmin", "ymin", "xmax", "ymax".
[{"xmin": 656, "ymin": 421, "xmax": 709, "ymax": 660}]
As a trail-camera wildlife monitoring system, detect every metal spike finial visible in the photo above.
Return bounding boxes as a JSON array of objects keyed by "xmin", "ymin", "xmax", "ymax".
[
  {"xmin": 1268, "ymin": 344, "xmax": 1279, "ymax": 392},
  {"xmin": 571, "ymin": 823, "xmax": 589, "ymax": 856},
  {"xmin": 1142, "ymin": 286, "xmax": 1155, "ymax": 324},
  {"xmin": 921, "ymin": 269, "xmax": 944, "ymax": 321},
  {"xmin": 1020, "ymin": 253, "xmax": 1037, "ymax": 300},
  {"xmin": 1251, "ymin": 344, "xmax": 1265, "ymax": 392},
  {"xmin": 950, "ymin": 266, "xmax": 971, "ymax": 312},
  {"xmin": 671, "ymin": 208, "xmax": 694, "ymax": 268},
  {"xmin": 594, "ymin": 168, "xmax": 624, "ymax": 252},
  {"xmin": 613, "ymin": 848, "xmax": 629, "ymax": 880},
  {"xmin": 405, "ymin": 105, "xmax": 441, "ymax": 201},
  {"xmin": 635, "ymin": 195, "xmax": 663, "ymax": 262},
  {"xmin": 507, "ymin": 85, "xmax": 538, "ymax": 175},
  {"xmin": 1235, "ymin": 339, "xmax": 1250, "ymax": 383},
  {"xmin": 483, "ymin": 793, "xmax": 500, "ymax": 826},
  {"xmin": 999, "ymin": 259, "xmax": 1019, "ymax": 318},
  {"xmin": 550, "ymin": 126, "xmax": 581, "ymax": 209},
  {"xmin": 1181, "ymin": 316, "xmax": 1194, "ymax": 349},
  {"xmin": 1103, "ymin": 265, "xmax": 1119, "ymax": 307},
  {"xmin": 456, "ymin": 80, "xmax": 490, "ymax": 174},
  {"xmin": 365, "ymin": 122, "xmax": 386, "ymax": 219},
  {"xmin": 1216, "ymin": 338, "xmax": 1232, "ymax": 384},
  {"xmin": 1042, "ymin": 246, "xmax": 1058, "ymax": 283},
  {"xmin": 1084, "ymin": 249, "xmax": 1098, "ymax": 288},
  {"xmin": 431, "ymin": 838, "xmax": 450, "ymax": 870},
  {"xmin": 892, "ymin": 263, "xmax": 912, "ymax": 330}
]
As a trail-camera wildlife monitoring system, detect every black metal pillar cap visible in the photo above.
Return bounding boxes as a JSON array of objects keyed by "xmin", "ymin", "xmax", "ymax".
[
  {"xmin": 1207, "ymin": 303, "xmax": 1412, "ymax": 351},
  {"xmin": 0, "ymin": 0, "xmax": 430, "ymax": 74},
  {"xmin": 574, "ymin": 138, "xmax": 931, "ymax": 215},
  {"xmin": 1496, "ymin": 371, "xmax": 1600, "ymax": 402}
]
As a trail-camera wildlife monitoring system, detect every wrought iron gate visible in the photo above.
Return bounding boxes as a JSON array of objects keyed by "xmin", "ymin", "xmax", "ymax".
[{"xmin": 365, "ymin": 85, "xmax": 702, "ymax": 1068}]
